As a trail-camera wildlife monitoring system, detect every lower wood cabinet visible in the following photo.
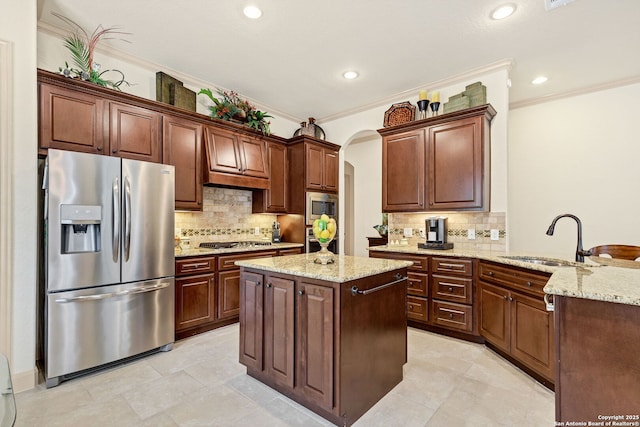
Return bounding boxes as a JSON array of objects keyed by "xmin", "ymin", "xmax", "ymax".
[
  {"xmin": 479, "ymin": 261, "xmax": 554, "ymax": 385},
  {"xmin": 175, "ymin": 248, "xmax": 298, "ymax": 340}
]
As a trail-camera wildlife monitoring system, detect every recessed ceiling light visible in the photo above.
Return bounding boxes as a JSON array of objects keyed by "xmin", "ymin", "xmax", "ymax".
[
  {"xmin": 532, "ymin": 76, "xmax": 548, "ymax": 85},
  {"xmin": 243, "ymin": 5, "xmax": 262, "ymax": 19},
  {"xmin": 491, "ymin": 4, "xmax": 516, "ymax": 20},
  {"xmin": 343, "ymin": 71, "xmax": 359, "ymax": 80}
]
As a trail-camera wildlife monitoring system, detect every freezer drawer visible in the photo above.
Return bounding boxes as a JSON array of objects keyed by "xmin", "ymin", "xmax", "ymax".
[{"xmin": 45, "ymin": 278, "xmax": 174, "ymax": 384}]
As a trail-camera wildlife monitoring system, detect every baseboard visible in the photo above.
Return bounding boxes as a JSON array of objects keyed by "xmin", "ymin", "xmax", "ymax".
[{"xmin": 12, "ymin": 367, "xmax": 38, "ymax": 393}]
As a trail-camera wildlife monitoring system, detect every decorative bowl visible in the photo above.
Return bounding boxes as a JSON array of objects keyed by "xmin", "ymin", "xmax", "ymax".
[{"xmin": 373, "ymin": 225, "xmax": 388, "ymax": 238}]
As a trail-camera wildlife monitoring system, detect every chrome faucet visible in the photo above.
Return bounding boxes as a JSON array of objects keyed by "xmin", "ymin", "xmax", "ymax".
[{"xmin": 546, "ymin": 214, "xmax": 591, "ymax": 262}]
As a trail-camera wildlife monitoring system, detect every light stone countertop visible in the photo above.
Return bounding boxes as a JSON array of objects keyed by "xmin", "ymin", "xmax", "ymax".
[
  {"xmin": 368, "ymin": 245, "xmax": 640, "ymax": 307},
  {"xmin": 235, "ymin": 254, "xmax": 413, "ymax": 283},
  {"xmin": 175, "ymin": 242, "xmax": 304, "ymax": 258}
]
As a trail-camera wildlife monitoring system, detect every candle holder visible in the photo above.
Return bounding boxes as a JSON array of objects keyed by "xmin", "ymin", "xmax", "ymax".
[
  {"xmin": 417, "ymin": 100, "xmax": 430, "ymax": 120},
  {"xmin": 430, "ymin": 101, "xmax": 441, "ymax": 117}
]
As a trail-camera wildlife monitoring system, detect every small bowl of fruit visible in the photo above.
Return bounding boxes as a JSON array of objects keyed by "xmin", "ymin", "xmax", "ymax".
[{"xmin": 312, "ymin": 214, "xmax": 337, "ymax": 264}]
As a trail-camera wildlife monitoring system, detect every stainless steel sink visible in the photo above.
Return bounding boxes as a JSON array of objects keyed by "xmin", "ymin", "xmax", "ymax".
[{"xmin": 499, "ymin": 255, "xmax": 577, "ymax": 267}]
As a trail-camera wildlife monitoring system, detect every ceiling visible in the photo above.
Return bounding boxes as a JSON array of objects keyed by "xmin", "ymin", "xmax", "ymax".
[{"xmin": 37, "ymin": 0, "xmax": 640, "ymax": 123}]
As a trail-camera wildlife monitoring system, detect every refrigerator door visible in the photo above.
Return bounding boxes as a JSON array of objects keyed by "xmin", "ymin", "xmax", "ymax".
[
  {"xmin": 45, "ymin": 278, "xmax": 175, "ymax": 383},
  {"xmin": 47, "ymin": 149, "xmax": 121, "ymax": 292},
  {"xmin": 121, "ymin": 159, "xmax": 175, "ymax": 283}
]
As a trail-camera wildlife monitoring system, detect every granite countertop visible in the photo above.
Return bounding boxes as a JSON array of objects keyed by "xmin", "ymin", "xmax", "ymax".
[
  {"xmin": 175, "ymin": 242, "xmax": 304, "ymax": 258},
  {"xmin": 369, "ymin": 245, "xmax": 640, "ymax": 307},
  {"xmin": 235, "ymin": 254, "xmax": 413, "ymax": 283}
]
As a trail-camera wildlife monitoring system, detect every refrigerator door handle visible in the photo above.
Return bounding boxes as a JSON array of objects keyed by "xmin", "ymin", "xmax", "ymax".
[
  {"xmin": 124, "ymin": 176, "xmax": 132, "ymax": 262},
  {"xmin": 112, "ymin": 177, "xmax": 120, "ymax": 262},
  {"xmin": 54, "ymin": 281, "xmax": 172, "ymax": 303}
]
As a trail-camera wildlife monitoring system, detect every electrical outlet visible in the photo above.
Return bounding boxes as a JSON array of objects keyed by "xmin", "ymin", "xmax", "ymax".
[
  {"xmin": 467, "ymin": 229, "xmax": 476, "ymax": 240},
  {"xmin": 418, "ymin": 228, "xmax": 426, "ymax": 239},
  {"xmin": 254, "ymin": 227, "xmax": 261, "ymax": 235},
  {"xmin": 403, "ymin": 228, "xmax": 413, "ymax": 237},
  {"xmin": 490, "ymin": 229, "xmax": 500, "ymax": 241}
]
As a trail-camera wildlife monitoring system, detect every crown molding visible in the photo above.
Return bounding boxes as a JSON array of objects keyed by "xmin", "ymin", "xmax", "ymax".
[
  {"xmin": 509, "ymin": 75, "xmax": 640, "ymax": 109},
  {"xmin": 317, "ymin": 59, "xmax": 514, "ymax": 123},
  {"xmin": 37, "ymin": 21, "xmax": 302, "ymax": 123}
]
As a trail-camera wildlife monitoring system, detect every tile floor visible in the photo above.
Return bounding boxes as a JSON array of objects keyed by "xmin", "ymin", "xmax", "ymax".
[{"xmin": 15, "ymin": 325, "xmax": 554, "ymax": 426}]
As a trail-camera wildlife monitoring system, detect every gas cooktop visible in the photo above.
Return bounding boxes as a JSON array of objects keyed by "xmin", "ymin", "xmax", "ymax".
[{"xmin": 199, "ymin": 241, "xmax": 272, "ymax": 249}]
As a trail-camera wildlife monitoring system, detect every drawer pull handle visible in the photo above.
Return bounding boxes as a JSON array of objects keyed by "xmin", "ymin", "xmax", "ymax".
[
  {"xmin": 488, "ymin": 271, "xmax": 494, "ymax": 276},
  {"xmin": 440, "ymin": 308, "xmax": 464, "ymax": 316},
  {"xmin": 448, "ymin": 287, "xmax": 453, "ymax": 292},
  {"xmin": 440, "ymin": 263, "xmax": 463, "ymax": 270},
  {"xmin": 351, "ymin": 275, "xmax": 407, "ymax": 296},
  {"xmin": 298, "ymin": 290, "xmax": 304, "ymax": 295},
  {"xmin": 266, "ymin": 283, "xmax": 272, "ymax": 288},
  {"xmin": 256, "ymin": 282, "xmax": 261, "ymax": 286},
  {"xmin": 503, "ymin": 295, "xmax": 508, "ymax": 300},
  {"xmin": 182, "ymin": 262, "xmax": 209, "ymax": 270},
  {"xmin": 408, "ymin": 304, "xmax": 413, "ymax": 310},
  {"xmin": 526, "ymin": 281, "xmax": 532, "ymax": 287},
  {"xmin": 449, "ymin": 313, "xmax": 454, "ymax": 319}
]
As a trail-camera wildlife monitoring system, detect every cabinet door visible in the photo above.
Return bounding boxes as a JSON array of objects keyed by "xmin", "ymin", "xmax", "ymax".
[
  {"xmin": 296, "ymin": 282, "xmax": 334, "ymax": 410},
  {"xmin": 163, "ymin": 115, "xmax": 203, "ymax": 210},
  {"xmin": 323, "ymin": 149, "xmax": 339, "ymax": 192},
  {"xmin": 175, "ymin": 274, "xmax": 215, "ymax": 332},
  {"xmin": 305, "ymin": 144, "xmax": 324, "ymax": 190},
  {"xmin": 479, "ymin": 281, "xmax": 510, "ymax": 353},
  {"xmin": 110, "ymin": 102, "xmax": 161, "ymax": 162},
  {"xmin": 264, "ymin": 276, "xmax": 295, "ymax": 389},
  {"xmin": 427, "ymin": 116, "xmax": 484, "ymax": 210},
  {"xmin": 510, "ymin": 291, "xmax": 555, "ymax": 381},
  {"xmin": 217, "ymin": 270, "xmax": 241, "ymax": 320},
  {"xmin": 238, "ymin": 135, "xmax": 269, "ymax": 178},
  {"xmin": 39, "ymin": 83, "xmax": 107, "ymax": 154},
  {"xmin": 265, "ymin": 141, "xmax": 288, "ymax": 212},
  {"xmin": 204, "ymin": 126, "xmax": 242, "ymax": 174},
  {"xmin": 239, "ymin": 271, "xmax": 264, "ymax": 371},
  {"xmin": 382, "ymin": 130, "xmax": 426, "ymax": 211}
]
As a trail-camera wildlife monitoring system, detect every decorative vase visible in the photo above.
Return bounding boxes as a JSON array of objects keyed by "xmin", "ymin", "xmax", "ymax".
[{"xmin": 314, "ymin": 239, "xmax": 335, "ymax": 265}]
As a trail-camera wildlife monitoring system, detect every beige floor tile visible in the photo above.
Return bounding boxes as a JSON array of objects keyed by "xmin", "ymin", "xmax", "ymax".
[{"xmin": 15, "ymin": 325, "xmax": 554, "ymax": 426}]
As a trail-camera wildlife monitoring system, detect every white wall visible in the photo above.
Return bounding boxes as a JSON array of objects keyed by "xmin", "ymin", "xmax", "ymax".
[
  {"xmin": 508, "ymin": 82, "xmax": 640, "ymax": 258},
  {"xmin": 0, "ymin": 0, "xmax": 38, "ymax": 391},
  {"xmin": 343, "ymin": 134, "xmax": 383, "ymax": 257}
]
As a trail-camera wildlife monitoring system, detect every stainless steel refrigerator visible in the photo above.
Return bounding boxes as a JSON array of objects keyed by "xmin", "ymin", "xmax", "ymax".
[{"xmin": 41, "ymin": 149, "xmax": 175, "ymax": 387}]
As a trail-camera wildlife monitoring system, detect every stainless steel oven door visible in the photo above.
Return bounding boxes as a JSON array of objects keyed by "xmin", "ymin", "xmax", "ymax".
[{"xmin": 306, "ymin": 192, "xmax": 338, "ymax": 225}]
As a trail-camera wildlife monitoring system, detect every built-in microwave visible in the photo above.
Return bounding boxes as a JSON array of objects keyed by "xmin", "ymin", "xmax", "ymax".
[{"xmin": 306, "ymin": 192, "xmax": 338, "ymax": 225}]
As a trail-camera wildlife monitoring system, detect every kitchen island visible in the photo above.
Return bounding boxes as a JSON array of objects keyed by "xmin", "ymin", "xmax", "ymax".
[{"xmin": 236, "ymin": 254, "xmax": 412, "ymax": 427}]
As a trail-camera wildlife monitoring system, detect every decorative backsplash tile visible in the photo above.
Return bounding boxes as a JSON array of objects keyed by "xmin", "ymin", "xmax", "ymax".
[
  {"xmin": 175, "ymin": 187, "xmax": 277, "ymax": 247},
  {"xmin": 388, "ymin": 212, "xmax": 507, "ymax": 252}
]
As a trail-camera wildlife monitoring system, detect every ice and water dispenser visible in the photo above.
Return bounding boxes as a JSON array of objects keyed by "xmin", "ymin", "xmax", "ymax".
[{"xmin": 60, "ymin": 205, "xmax": 102, "ymax": 253}]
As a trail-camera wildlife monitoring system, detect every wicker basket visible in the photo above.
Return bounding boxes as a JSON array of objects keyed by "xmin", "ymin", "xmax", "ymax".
[{"xmin": 383, "ymin": 102, "xmax": 416, "ymax": 127}]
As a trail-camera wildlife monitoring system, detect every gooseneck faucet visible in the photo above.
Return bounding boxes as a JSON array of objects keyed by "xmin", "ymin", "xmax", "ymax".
[{"xmin": 546, "ymin": 214, "xmax": 591, "ymax": 262}]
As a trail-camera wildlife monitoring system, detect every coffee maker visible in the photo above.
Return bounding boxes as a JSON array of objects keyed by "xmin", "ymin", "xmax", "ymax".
[
  {"xmin": 419, "ymin": 216, "xmax": 453, "ymax": 250},
  {"xmin": 272, "ymin": 221, "xmax": 281, "ymax": 243}
]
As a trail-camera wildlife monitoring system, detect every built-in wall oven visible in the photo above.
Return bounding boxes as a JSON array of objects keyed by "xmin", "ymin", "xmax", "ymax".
[
  {"xmin": 306, "ymin": 192, "xmax": 338, "ymax": 225},
  {"xmin": 306, "ymin": 228, "xmax": 339, "ymax": 254}
]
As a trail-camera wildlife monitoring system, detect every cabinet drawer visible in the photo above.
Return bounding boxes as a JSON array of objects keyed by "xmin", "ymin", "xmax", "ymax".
[
  {"xmin": 431, "ymin": 274, "xmax": 473, "ymax": 304},
  {"xmin": 479, "ymin": 262, "xmax": 550, "ymax": 295},
  {"xmin": 431, "ymin": 300, "xmax": 473, "ymax": 332},
  {"xmin": 369, "ymin": 251, "xmax": 428, "ymax": 272},
  {"xmin": 407, "ymin": 272, "xmax": 429, "ymax": 297},
  {"xmin": 407, "ymin": 296, "xmax": 428, "ymax": 322},
  {"xmin": 218, "ymin": 250, "xmax": 278, "ymax": 271},
  {"xmin": 431, "ymin": 257, "xmax": 473, "ymax": 276},
  {"xmin": 176, "ymin": 256, "xmax": 216, "ymax": 276},
  {"xmin": 278, "ymin": 247, "xmax": 304, "ymax": 256}
]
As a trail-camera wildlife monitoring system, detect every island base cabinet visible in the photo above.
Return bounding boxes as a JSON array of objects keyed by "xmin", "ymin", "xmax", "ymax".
[
  {"xmin": 555, "ymin": 296, "xmax": 640, "ymax": 424},
  {"xmin": 239, "ymin": 268, "xmax": 408, "ymax": 426}
]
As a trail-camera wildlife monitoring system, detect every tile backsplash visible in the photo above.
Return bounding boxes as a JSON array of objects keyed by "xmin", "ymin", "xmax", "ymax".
[
  {"xmin": 389, "ymin": 212, "xmax": 506, "ymax": 252},
  {"xmin": 175, "ymin": 187, "xmax": 277, "ymax": 247}
]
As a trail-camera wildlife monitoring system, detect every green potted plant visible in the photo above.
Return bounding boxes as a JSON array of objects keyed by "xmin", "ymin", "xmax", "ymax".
[{"xmin": 199, "ymin": 88, "xmax": 272, "ymax": 135}]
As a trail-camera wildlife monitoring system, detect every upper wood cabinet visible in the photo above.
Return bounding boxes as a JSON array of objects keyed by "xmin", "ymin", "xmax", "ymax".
[
  {"xmin": 163, "ymin": 114, "xmax": 203, "ymax": 210},
  {"xmin": 305, "ymin": 143, "xmax": 339, "ymax": 192},
  {"xmin": 379, "ymin": 104, "xmax": 496, "ymax": 212},
  {"xmin": 252, "ymin": 141, "xmax": 288, "ymax": 213},
  {"xmin": 110, "ymin": 102, "xmax": 162, "ymax": 163},
  {"xmin": 39, "ymin": 81, "xmax": 162, "ymax": 163},
  {"xmin": 203, "ymin": 125, "xmax": 269, "ymax": 190},
  {"xmin": 39, "ymin": 83, "xmax": 108, "ymax": 155}
]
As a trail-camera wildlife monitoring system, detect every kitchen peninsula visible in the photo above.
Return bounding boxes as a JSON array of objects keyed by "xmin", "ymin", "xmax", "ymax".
[{"xmin": 236, "ymin": 254, "xmax": 412, "ymax": 426}]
